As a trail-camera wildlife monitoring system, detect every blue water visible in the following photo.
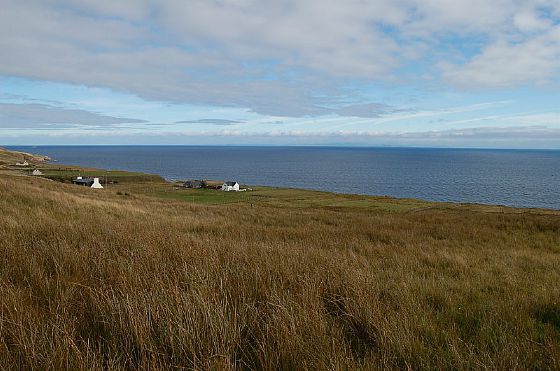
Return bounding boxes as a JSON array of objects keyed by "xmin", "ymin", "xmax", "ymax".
[{"xmin": 9, "ymin": 146, "xmax": 560, "ymax": 210}]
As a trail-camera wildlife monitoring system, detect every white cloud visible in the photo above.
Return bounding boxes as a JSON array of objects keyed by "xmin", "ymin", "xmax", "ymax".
[
  {"xmin": 3, "ymin": 124, "xmax": 560, "ymax": 148},
  {"xmin": 0, "ymin": 0, "xmax": 559, "ymax": 116},
  {"xmin": 514, "ymin": 11, "xmax": 551, "ymax": 33},
  {"xmin": 175, "ymin": 119, "xmax": 244, "ymax": 125},
  {"xmin": 503, "ymin": 112, "xmax": 560, "ymax": 125},
  {"xmin": 0, "ymin": 103, "xmax": 147, "ymax": 129},
  {"xmin": 442, "ymin": 28, "xmax": 560, "ymax": 88}
]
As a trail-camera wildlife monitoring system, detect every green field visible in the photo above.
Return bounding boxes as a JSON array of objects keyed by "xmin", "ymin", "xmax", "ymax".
[
  {"xmin": 39, "ymin": 167, "xmax": 164, "ymax": 184},
  {"xmin": 154, "ymin": 186, "xmax": 435, "ymax": 211}
]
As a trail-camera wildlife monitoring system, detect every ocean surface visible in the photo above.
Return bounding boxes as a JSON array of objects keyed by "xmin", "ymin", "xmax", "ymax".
[{"xmin": 10, "ymin": 146, "xmax": 560, "ymax": 210}]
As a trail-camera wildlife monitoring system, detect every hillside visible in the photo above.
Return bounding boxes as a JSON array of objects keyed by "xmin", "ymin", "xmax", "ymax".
[
  {"xmin": 0, "ymin": 146, "xmax": 51, "ymax": 165},
  {"xmin": 0, "ymin": 153, "xmax": 560, "ymax": 369}
]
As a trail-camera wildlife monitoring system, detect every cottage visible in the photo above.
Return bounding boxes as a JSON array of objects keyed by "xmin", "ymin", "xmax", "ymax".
[
  {"xmin": 16, "ymin": 160, "xmax": 29, "ymax": 166},
  {"xmin": 184, "ymin": 179, "xmax": 206, "ymax": 189},
  {"xmin": 91, "ymin": 178, "xmax": 104, "ymax": 189},
  {"xmin": 32, "ymin": 169, "xmax": 43, "ymax": 176},
  {"xmin": 221, "ymin": 181, "xmax": 240, "ymax": 192},
  {"xmin": 72, "ymin": 177, "xmax": 104, "ymax": 189}
]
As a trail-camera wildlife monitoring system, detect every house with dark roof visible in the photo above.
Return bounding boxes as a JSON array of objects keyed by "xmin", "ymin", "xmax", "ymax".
[
  {"xmin": 221, "ymin": 181, "xmax": 240, "ymax": 192},
  {"xmin": 72, "ymin": 177, "xmax": 104, "ymax": 189},
  {"xmin": 184, "ymin": 180, "xmax": 206, "ymax": 189}
]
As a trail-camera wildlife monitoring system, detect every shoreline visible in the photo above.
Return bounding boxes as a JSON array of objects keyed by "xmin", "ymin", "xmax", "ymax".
[{"xmin": 1, "ymin": 146, "xmax": 558, "ymax": 213}]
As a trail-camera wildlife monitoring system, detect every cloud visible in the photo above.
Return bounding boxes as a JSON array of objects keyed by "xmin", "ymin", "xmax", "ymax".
[
  {"xmin": 440, "ymin": 4, "xmax": 560, "ymax": 89},
  {"xmin": 4, "ymin": 125, "xmax": 560, "ymax": 148},
  {"xmin": 0, "ymin": 103, "xmax": 147, "ymax": 129},
  {"xmin": 442, "ymin": 35, "xmax": 560, "ymax": 88},
  {"xmin": 0, "ymin": 0, "xmax": 559, "ymax": 117},
  {"xmin": 175, "ymin": 119, "xmax": 244, "ymax": 125},
  {"xmin": 326, "ymin": 101, "xmax": 513, "ymax": 130},
  {"xmin": 395, "ymin": 126, "xmax": 560, "ymax": 139},
  {"xmin": 334, "ymin": 102, "xmax": 411, "ymax": 118},
  {"xmin": 505, "ymin": 112, "xmax": 560, "ymax": 125}
]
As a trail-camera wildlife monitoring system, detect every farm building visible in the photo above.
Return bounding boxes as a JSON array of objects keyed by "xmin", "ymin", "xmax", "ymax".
[
  {"xmin": 32, "ymin": 169, "xmax": 43, "ymax": 176},
  {"xmin": 91, "ymin": 178, "xmax": 104, "ymax": 189},
  {"xmin": 222, "ymin": 181, "xmax": 240, "ymax": 192},
  {"xmin": 184, "ymin": 180, "xmax": 206, "ymax": 189},
  {"xmin": 72, "ymin": 177, "xmax": 104, "ymax": 189},
  {"xmin": 16, "ymin": 160, "xmax": 29, "ymax": 166}
]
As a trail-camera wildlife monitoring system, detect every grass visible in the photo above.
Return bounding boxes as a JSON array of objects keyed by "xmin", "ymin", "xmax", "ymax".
[
  {"xmin": 0, "ymin": 149, "xmax": 163, "ymax": 184},
  {"xmin": 153, "ymin": 186, "xmax": 434, "ymax": 212},
  {"xmin": 39, "ymin": 168, "xmax": 163, "ymax": 184},
  {"xmin": 0, "ymin": 147, "xmax": 50, "ymax": 165},
  {"xmin": 1, "ymin": 153, "xmax": 560, "ymax": 369}
]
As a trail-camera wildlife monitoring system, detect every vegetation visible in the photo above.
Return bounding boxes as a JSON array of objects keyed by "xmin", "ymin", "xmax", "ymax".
[
  {"xmin": 39, "ymin": 168, "xmax": 163, "ymax": 184},
  {"xmin": 0, "ymin": 147, "xmax": 50, "ymax": 164},
  {"xmin": 0, "ymin": 147, "xmax": 163, "ymax": 184},
  {"xmin": 1, "ymin": 150, "xmax": 560, "ymax": 369}
]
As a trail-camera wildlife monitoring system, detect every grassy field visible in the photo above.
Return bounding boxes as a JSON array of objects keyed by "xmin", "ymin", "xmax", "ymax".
[
  {"xmin": 152, "ymin": 187, "xmax": 434, "ymax": 211},
  {"xmin": 38, "ymin": 167, "xmax": 164, "ymax": 184},
  {"xmin": 1, "ymin": 151, "xmax": 560, "ymax": 369}
]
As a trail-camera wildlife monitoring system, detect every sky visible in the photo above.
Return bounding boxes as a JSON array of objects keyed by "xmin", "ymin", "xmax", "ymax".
[{"xmin": 1, "ymin": 0, "xmax": 560, "ymax": 148}]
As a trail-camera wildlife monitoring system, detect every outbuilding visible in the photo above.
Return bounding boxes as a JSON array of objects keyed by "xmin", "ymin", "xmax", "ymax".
[
  {"xmin": 32, "ymin": 169, "xmax": 43, "ymax": 176},
  {"xmin": 91, "ymin": 177, "xmax": 104, "ymax": 189},
  {"xmin": 221, "ymin": 181, "xmax": 240, "ymax": 192},
  {"xmin": 72, "ymin": 177, "xmax": 104, "ymax": 189},
  {"xmin": 184, "ymin": 180, "xmax": 206, "ymax": 189}
]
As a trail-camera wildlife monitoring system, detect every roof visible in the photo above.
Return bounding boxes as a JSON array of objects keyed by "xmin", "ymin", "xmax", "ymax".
[
  {"xmin": 224, "ymin": 181, "xmax": 238, "ymax": 186},
  {"xmin": 73, "ymin": 178, "xmax": 94, "ymax": 186},
  {"xmin": 184, "ymin": 179, "xmax": 205, "ymax": 188}
]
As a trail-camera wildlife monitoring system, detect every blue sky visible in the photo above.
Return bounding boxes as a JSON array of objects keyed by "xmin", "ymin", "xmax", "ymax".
[{"xmin": 1, "ymin": 0, "xmax": 559, "ymax": 148}]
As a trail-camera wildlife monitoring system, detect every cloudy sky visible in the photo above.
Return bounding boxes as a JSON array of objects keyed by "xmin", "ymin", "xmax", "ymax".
[{"xmin": 1, "ymin": 0, "xmax": 559, "ymax": 147}]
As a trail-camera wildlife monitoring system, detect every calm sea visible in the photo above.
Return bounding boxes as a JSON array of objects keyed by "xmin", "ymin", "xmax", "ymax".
[{"xmin": 10, "ymin": 146, "xmax": 560, "ymax": 210}]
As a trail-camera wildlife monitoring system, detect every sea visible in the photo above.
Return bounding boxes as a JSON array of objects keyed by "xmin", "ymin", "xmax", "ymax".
[{"xmin": 9, "ymin": 146, "xmax": 560, "ymax": 210}]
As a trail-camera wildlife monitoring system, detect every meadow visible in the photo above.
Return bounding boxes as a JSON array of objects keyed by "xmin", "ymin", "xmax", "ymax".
[{"xmin": 1, "ymin": 148, "xmax": 560, "ymax": 369}]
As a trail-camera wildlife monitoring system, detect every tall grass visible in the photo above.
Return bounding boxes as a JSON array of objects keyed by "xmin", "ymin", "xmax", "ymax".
[{"xmin": 1, "ymin": 175, "xmax": 559, "ymax": 369}]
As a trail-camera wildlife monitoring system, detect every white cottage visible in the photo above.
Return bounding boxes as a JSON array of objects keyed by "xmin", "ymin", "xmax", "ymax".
[
  {"xmin": 32, "ymin": 169, "xmax": 43, "ymax": 176},
  {"xmin": 221, "ymin": 181, "xmax": 240, "ymax": 192}
]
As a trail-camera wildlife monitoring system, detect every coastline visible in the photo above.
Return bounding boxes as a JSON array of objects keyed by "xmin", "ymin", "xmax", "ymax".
[
  {"xmin": 1, "ymin": 146, "xmax": 558, "ymax": 214},
  {"xmin": 8, "ymin": 144, "xmax": 560, "ymax": 211}
]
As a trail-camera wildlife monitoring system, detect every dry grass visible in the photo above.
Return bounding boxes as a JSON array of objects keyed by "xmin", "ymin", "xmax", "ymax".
[
  {"xmin": 0, "ymin": 147, "xmax": 50, "ymax": 165},
  {"xmin": 1, "ymin": 174, "xmax": 560, "ymax": 370}
]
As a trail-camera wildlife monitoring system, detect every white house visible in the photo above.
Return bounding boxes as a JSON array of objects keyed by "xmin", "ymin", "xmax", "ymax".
[
  {"xmin": 32, "ymin": 169, "xmax": 43, "ymax": 176},
  {"xmin": 16, "ymin": 160, "xmax": 29, "ymax": 166},
  {"xmin": 91, "ymin": 177, "xmax": 104, "ymax": 189},
  {"xmin": 221, "ymin": 181, "xmax": 240, "ymax": 192}
]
